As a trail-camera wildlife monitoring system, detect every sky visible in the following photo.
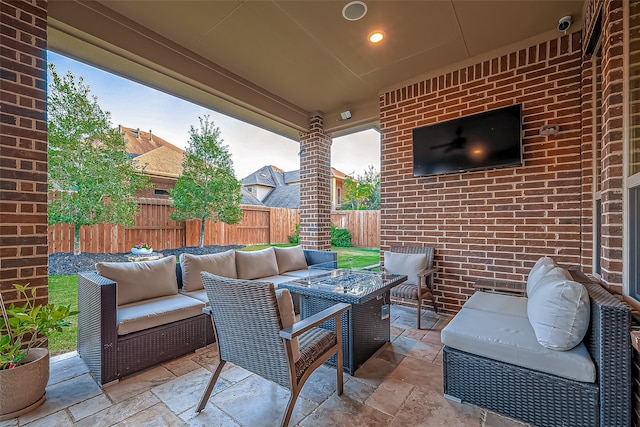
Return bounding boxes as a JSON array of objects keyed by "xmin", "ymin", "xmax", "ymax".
[{"xmin": 47, "ymin": 52, "xmax": 381, "ymax": 179}]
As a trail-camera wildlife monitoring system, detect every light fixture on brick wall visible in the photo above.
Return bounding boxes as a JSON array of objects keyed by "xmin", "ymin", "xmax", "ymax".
[{"xmin": 539, "ymin": 124, "xmax": 560, "ymax": 136}]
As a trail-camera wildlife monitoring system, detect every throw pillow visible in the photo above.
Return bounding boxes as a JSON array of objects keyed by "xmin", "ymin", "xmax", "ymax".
[
  {"xmin": 383, "ymin": 251, "xmax": 427, "ymax": 285},
  {"xmin": 275, "ymin": 288, "xmax": 300, "ymax": 361},
  {"xmin": 96, "ymin": 255, "xmax": 178, "ymax": 306},
  {"xmin": 235, "ymin": 247, "xmax": 280, "ymax": 280},
  {"xmin": 180, "ymin": 250, "xmax": 237, "ymax": 292},
  {"xmin": 527, "ymin": 274, "xmax": 590, "ymax": 351},
  {"xmin": 274, "ymin": 245, "xmax": 308, "ymax": 274},
  {"xmin": 526, "ymin": 256, "xmax": 557, "ymax": 296}
]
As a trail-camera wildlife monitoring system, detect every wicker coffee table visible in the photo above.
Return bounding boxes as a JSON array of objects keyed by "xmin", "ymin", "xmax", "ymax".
[{"xmin": 279, "ymin": 270, "xmax": 406, "ymax": 375}]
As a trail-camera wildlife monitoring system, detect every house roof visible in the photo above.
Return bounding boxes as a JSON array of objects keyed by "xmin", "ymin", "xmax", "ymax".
[
  {"xmin": 241, "ymin": 164, "xmax": 347, "ymax": 208},
  {"xmin": 331, "ymin": 168, "xmax": 349, "ymax": 180},
  {"xmin": 262, "ymin": 185, "xmax": 300, "ymax": 209},
  {"xmin": 132, "ymin": 146, "xmax": 183, "ymax": 178},
  {"xmin": 121, "ymin": 126, "xmax": 183, "ymax": 156},
  {"xmin": 242, "ymin": 165, "xmax": 283, "ymax": 187},
  {"xmin": 240, "ymin": 188, "xmax": 264, "ymax": 206}
]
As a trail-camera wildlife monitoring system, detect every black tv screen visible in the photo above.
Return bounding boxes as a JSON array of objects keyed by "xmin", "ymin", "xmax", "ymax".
[{"xmin": 412, "ymin": 104, "xmax": 522, "ymax": 177}]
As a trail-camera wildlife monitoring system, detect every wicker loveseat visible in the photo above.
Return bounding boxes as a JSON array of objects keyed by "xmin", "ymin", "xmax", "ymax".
[
  {"xmin": 78, "ymin": 247, "xmax": 337, "ymax": 386},
  {"xmin": 442, "ymin": 267, "xmax": 631, "ymax": 427}
]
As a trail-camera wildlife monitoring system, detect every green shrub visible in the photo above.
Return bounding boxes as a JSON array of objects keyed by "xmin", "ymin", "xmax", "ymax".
[
  {"xmin": 331, "ymin": 226, "xmax": 351, "ymax": 247},
  {"xmin": 288, "ymin": 224, "xmax": 351, "ymax": 247},
  {"xmin": 288, "ymin": 224, "xmax": 300, "ymax": 244}
]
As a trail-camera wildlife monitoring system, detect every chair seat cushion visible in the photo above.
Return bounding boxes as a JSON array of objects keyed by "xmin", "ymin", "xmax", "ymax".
[
  {"xmin": 259, "ymin": 275, "xmax": 298, "ymax": 285},
  {"xmin": 281, "ymin": 268, "xmax": 330, "ymax": 279},
  {"xmin": 295, "ymin": 327, "xmax": 337, "ymax": 380},
  {"xmin": 117, "ymin": 294, "xmax": 206, "ymax": 335},
  {"xmin": 180, "ymin": 289, "xmax": 208, "ymax": 304},
  {"xmin": 391, "ymin": 283, "xmax": 432, "ymax": 300},
  {"xmin": 463, "ymin": 291, "xmax": 528, "ymax": 318},
  {"xmin": 441, "ymin": 307, "xmax": 595, "ymax": 382}
]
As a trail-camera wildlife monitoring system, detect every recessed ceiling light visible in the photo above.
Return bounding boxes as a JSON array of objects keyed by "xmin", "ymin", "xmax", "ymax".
[
  {"xmin": 342, "ymin": 1, "xmax": 367, "ymax": 21},
  {"xmin": 368, "ymin": 31, "xmax": 384, "ymax": 43}
]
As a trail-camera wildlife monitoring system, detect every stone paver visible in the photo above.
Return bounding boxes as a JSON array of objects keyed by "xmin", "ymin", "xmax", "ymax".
[{"xmin": 5, "ymin": 306, "xmax": 529, "ymax": 426}]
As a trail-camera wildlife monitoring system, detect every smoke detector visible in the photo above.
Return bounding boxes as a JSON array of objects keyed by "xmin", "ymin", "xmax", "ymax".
[{"xmin": 342, "ymin": 1, "xmax": 367, "ymax": 21}]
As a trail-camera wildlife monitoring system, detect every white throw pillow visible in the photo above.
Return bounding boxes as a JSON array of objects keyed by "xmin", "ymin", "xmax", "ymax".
[
  {"xmin": 527, "ymin": 274, "xmax": 590, "ymax": 351},
  {"xmin": 383, "ymin": 251, "xmax": 427, "ymax": 285},
  {"xmin": 275, "ymin": 289, "xmax": 300, "ymax": 361},
  {"xmin": 526, "ymin": 256, "xmax": 557, "ymax": 296}
]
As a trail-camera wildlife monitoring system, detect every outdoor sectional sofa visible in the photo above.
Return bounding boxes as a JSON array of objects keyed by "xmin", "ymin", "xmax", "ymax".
[
  {"xmin": 441, "ymin": 258, "xmax": 632, "ymax": 427},
  {"xmin": 77, "ymin": 246, "xmax": 337, "ymax": 386}
]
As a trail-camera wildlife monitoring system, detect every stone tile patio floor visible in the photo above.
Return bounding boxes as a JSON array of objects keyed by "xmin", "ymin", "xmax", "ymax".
[{"xmin": 1, "ymin": 305, "xmax": 529, "ymax": 427}]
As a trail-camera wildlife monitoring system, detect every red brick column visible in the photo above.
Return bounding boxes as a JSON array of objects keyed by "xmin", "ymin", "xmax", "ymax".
[
  {"xmin": 0, "ymin": 0, "xmax": 49, "ymax": 306},
  {"xmin": 598, "ymin": 0, "xmax": 625, "ymax": 289},
  {"xmin": 299, "ymin": 114, "xmax": 331, "ymax": 251}
]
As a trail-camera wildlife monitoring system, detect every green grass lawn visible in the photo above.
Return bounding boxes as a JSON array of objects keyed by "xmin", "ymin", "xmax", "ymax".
[
  {"xmin": 47, "ymin": 245, "xmax": 380, "ymax": 355},
  {"xmin": 47, "ymin": 275, "xmax": 78, "ymax": 356}
]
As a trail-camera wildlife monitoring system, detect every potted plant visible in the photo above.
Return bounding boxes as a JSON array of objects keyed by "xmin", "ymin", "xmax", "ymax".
[
  {"xmin": 0, "ymin": 283, "xmax": 77, "ymax": 420},
  {"xmin": 131, "ymin": 241, "xmax": 153, "ymax": 255}
]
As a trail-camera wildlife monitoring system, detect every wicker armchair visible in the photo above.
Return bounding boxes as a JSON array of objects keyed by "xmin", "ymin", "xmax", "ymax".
[
  {"xmin": 196, "ymin": 272, "xmax": 351, "ymax": 427},
  {"xmin": 383, "ymin": 246, "xmax": 436, "ymax": 329}
]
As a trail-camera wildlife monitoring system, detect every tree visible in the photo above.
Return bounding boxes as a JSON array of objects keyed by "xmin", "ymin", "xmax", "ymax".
[
  {"xmin": 343, "ymin": 165, "xmax": 380, "ymax": 210},
  {"xmin": 47, "ymin": 64, "xmax": 151, "ymax": 254},
  {"xmin": 170, "ymin": 116, "xmax": 243, "ymax": 247}
]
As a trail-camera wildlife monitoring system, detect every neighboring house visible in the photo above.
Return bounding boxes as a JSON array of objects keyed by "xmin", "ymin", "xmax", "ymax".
[
  {"xmin": 120, "ymin": 126, "xmax": 184, "ymax": 198},
  {"xmin": 242, "ymin": 165, "xmax": 347, "ymax": 209}
]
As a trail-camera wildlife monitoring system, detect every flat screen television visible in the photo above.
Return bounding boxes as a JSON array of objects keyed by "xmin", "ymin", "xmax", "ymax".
[{"xmin": 412, "ymin": 104, "xmax": 523, "ymax": 177}]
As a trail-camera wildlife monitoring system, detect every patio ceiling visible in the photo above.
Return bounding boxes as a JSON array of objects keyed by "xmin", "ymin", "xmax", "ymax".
[{"xmin": 48, "ymin": 0, "xmax": 584, "ymax": 140}]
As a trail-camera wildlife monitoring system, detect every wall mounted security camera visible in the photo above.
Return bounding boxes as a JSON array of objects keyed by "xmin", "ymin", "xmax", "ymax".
[{"xmin": 558, "ymin": 16, "xmax": 572, "ymax": 32}]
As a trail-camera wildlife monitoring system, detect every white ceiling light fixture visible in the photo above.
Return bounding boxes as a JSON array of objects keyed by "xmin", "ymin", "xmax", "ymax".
[
  {"xmin": 342, "ymin": 1, "xmax": 367, "ymax": 21},
  {"xmin": 368, "ymin": 31, "xmax": 384, "ymax": 43}
]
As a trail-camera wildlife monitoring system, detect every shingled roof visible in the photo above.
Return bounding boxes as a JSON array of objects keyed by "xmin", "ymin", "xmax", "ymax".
[
  {"xmin": 132, "ymin": 146, "xmax": 183, "ymax": 177},
  {"xmin": 241, "ymin": 165, "xmax": 347, "ymax": 209}
]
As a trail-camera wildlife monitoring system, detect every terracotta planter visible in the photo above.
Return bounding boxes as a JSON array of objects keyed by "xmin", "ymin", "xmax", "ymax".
[{"xmin": 0, "ymin": 348, "xmax": 49, "ymax": 421}]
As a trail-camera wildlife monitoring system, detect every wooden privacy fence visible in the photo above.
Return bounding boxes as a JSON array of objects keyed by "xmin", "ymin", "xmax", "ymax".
[
  {"xmin": 185, "ymin": 206, "xmax": 299, "ymax": 246},
  {"xmin": 331, "ymin": 210, "xmax": 380, "ymax": 248},
  {"xmin": 48, "ymin": 200, "xmax": 380, "ymax": 253},
  {"xmin": 48, "ymin": 198, "xmax": 185, "ymax": 253}
]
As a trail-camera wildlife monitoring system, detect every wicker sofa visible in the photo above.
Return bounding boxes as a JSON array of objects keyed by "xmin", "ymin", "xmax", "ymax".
[
  {"xmin": 442, "ymin": 267, "xmax": 631, "ymax": 427},
  {"xmin": 78, "ymin": 246, "xmax": 337, "ymax": 386}
]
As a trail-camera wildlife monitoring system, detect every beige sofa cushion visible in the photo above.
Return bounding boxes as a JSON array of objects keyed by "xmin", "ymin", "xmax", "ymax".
[
  {"xmin": 180, "ymin": 250, "xmax": 237, "ymax": 292},
  {"xmin": 276, "ymin": 288, "xmax": 300, "ymax": 361},
  {"xmin": 274, "ymin": 245, "xmax": 308, "ymax": 274},
  {"xmin": 235, "ymin": 247, "xmax": 279, "ymax": 280},
  {"xmin": 117, "ymin": 294, "xmax": 205, "ymax": 335},
  {"xmin": 97, "ymin": 256, "xmax": 178, "ymax": 306}
]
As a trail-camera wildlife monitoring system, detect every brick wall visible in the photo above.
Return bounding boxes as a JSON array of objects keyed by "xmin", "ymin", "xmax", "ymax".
[
  {"xmin": 0, "ymin": 0, "xmax": 49, "ymax": 306},
  {"xmin": 299, "ymin": 114, "xmax": 332, "ymax": 251},
  {"xmin": 380, "ymin": 32, "xmax": 584, "ymax": 313}
]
